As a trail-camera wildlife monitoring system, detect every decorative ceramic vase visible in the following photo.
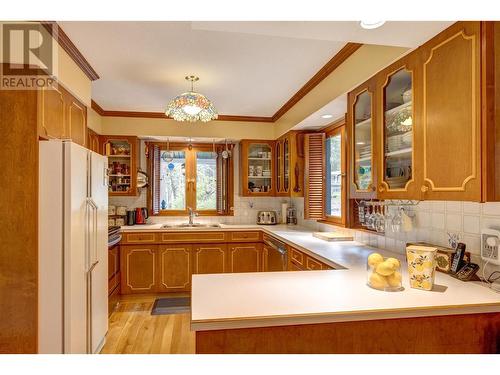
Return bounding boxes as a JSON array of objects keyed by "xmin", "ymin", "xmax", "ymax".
[{"xmin": 406, "ymin": 245, "xmax": 437, "ymax": 291}]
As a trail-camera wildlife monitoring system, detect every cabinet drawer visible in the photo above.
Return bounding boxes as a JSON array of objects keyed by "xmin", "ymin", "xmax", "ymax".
[
  {"xmin": 229, "ymin": 231, "xmax": 261, "ymax": 242},
  {"xmin": 289, "ymin": 247, "xmax": 304, "ymax": 266},
  {"xmin": 160, "ymin": 231, "xmax": 226, "ymax": 243},
  {"xmin": 122, "ymin": 232, "xmax": 157, "ymax": 244},
  {"xmin": 306, "ymin": 256, "xmax": 323, "ymax": 271}
]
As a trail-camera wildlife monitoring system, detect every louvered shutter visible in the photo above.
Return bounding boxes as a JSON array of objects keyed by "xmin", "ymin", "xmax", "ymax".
[
  {"xmin": 151, "ymin": 144, "xmax": 161, "ymax": 215},
  {"xmin": 216, "ymin": 144, "xmax": 234, "ymax": 215},
  {"xmin": 304, "ymin": 133, "xmax": 326, "ymax": 219}
]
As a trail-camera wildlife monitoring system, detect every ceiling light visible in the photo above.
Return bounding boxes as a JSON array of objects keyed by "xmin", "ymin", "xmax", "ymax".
[
  {"xmin": 360, "ymin": 21, "xmax": 386, "ymax": 30},
  {"xmin": 165, "ymin": 75, "xmax": 218, "ymax": 122},
  {"xmin": 321, "ymin": 114, "xmax": 333, "ymax": 119}
]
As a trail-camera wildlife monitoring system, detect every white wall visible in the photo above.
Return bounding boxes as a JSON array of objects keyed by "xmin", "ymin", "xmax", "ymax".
[{"xmin": 109, "ymin": 141, "xmax": 290, "ymax": 225}]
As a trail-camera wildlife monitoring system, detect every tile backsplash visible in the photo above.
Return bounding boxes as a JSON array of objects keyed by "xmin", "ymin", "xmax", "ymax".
[
  {"xmin": 109, "ymin": 141, "xmax": 290, "ymax": 225},
  {"xmin": 292, "ymin": 197, "xmax": 500, "ymax": 274}
]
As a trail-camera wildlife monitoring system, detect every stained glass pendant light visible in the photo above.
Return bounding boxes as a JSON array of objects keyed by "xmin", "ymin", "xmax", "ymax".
[{"xmin": 165, "ymin": 75, "xmax": 218, "ymax": 122}]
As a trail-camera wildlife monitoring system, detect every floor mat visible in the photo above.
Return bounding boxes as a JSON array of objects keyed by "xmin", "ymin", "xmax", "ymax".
[{"xmin": 151, "ymin": 297, "xmax": 191, "ymax": 315}]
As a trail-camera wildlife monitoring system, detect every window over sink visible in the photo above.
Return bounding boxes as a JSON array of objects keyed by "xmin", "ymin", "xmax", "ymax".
[{"xmin": 147, "ymin": 142, "xmax": 234, "ymax": 216}]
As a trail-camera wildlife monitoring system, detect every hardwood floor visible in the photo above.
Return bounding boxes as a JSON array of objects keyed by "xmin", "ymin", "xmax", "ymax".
[{"xmin": 100, "ymin": 294, "xmax": 195, "ymax": 354}]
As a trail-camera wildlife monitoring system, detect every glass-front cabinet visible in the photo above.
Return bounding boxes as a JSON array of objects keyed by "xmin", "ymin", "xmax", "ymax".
[
  {"xmin": 283, "ymin": 138, "xmax": 290, "ymax": 193},
  {"xmin": 240, "ymin": 140, "xmax": 275, "ymax": 196},
  {"xmin": 380, "ymin": 68, "xmax": 414, "ymax": 193},
  {"xmin": 377, "ymin": 58, "xmax": 419, "ymax": 200},
  {"xmin": 101, "ymin": 135, "xmax": 138, "ymax": 196},
  {"xmin": 348, "ymin": 80, "xmax": 377, "ymax": 199}
]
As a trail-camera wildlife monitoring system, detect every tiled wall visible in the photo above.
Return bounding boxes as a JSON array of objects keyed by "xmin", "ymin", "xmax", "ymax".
[
  {"xmin": 292, "ymin": 197, "xmax": 500, "ymax": 273},
  {"xmin": 110, "ymin": 141, "xmax": 290, "ymax": 225}
]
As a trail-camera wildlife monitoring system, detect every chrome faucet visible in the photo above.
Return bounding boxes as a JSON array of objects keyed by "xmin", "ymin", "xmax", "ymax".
[{"xmin": 187, "ymin": 207, "xmax": 198, "ymax": 225}]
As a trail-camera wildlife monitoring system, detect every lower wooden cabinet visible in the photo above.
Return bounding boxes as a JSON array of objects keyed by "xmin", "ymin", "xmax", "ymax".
[
  {"xmin": 120, "ymin": 245, "xmax": 157, "ymax": 294},
  {"xmin": 158, "ymin": 244, "xmax": 192, "ymax": 292},
  {"xmin": 192, "ymin": 244, "xmax": 228, "ymax": 274},
  {"xmin": 288, "ymin": 246, "xmax": 333, "ymax": 271},
  {"xmin": 229, "ymin": 243, "xmax": 262, "ymax": 273}
]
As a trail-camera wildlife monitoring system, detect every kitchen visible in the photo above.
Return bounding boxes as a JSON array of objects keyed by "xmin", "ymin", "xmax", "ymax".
[{"xmin": 1, "ymin": 2, "xmax": 500, "ymax": 370}]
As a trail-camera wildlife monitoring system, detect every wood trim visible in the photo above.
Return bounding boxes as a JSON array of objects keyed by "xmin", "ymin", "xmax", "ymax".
[
  {"xmin": 91, "ymin": 100, "xmax": 105, "ymax": 116},
  {"xmin": 40, "ymin": 21, "xmax": 99, "ymax": 81},
  {"xmin": 89, "ymin": 43, "xmax": 362, "ymax": 122},
  {"xmin": 271, "ymin": 43, "xmax": 363, "ymax": 122}
]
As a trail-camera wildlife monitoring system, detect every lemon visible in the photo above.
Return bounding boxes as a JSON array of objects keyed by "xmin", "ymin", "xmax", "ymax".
[
  {"xmin": 386, "ymin": 271, "xmax": 402, "ymax": 287},
  {"xmin": 369, "ymin": 272, "xmax": 389, "ymax": 290},
  {"xmin": 386, "ymin": 257, "xmax": 401, "ymax": 269},
  {"xmin": 367, "ymin": 253, "xmax": 384, "ymax": 268},
  {"xmin": 375, "ymin": 261, "xmax": 396, "ymax": 276}
]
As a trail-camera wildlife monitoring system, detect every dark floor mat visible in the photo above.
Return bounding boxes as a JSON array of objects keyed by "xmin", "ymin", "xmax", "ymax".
[{"xmin": 151, "ymin": 297, "xmax": 191, "ymax": 315}]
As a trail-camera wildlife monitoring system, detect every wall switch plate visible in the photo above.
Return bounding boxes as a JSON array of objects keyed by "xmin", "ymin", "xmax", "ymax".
[{"xmin": 481, "ymin": 229, "xmax": 500, "ymax": 265}]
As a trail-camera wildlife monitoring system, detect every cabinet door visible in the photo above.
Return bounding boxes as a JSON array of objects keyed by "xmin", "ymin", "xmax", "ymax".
[
  {"xmin": 66, "ymin": 95, "xmax": 87, "ymax": 147},
  {"xmin": 229, "ymin": 243, "xmax": 262, "ymax": 273},
  {"xmin": 348, "ymin": 80, "xmax": 377, "ymax": 199},
  {"xmin": 87, "ymin": 129, "xmax": 100, "ymax": 153},
  {"xmin": 378, "ymin": 57, "xmax": 421, "ymax": 200},
  {"xmin": 192, "ymin": 244, "xmax": 227, "ymax": 274},
  {"xmin": 283, "ymin": 137, "xmax": 290, "ymax": 194},
  {"xmin": 240, "ymin": 140, "xmax": 275, "ymax": 196},
  {"xmin": 157, "ymin": 244, "xmax": 191, "ymax": 292},
  {"xmin": 120, "ymin": 245, "xmax": 157, "ymax": 294},
  {"xmin": 419, "ymin": 22, "xmax": 481, "ymax": 201},
  {"xmin": 276, "ymin": 140, "xmax": 282, "ymax": 194},
  {"xmin": 38, "ymin": 86, "xmax": 65, "ymax": 139}
]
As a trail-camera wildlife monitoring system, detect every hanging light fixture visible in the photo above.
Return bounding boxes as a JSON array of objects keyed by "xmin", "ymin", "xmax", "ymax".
[{"xmin": 165, "ymin": 75, "xmax": 218, "ymax": 123}]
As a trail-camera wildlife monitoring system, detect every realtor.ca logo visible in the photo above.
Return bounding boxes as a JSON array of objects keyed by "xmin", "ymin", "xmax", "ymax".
[{"xmin": 1, "ymin": 22, "xmax": 58, "ymax": 90}]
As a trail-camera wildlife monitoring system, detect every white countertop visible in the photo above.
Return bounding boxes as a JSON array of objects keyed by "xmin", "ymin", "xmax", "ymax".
[{"xmin": 189, "ymin": 225, "xmax": 500, "ymax": 331}]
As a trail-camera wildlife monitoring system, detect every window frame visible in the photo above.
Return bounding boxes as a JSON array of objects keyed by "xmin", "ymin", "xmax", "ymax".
[
  {"xmin": 147, "ymin": 142, "xmax": 234, "ymax": 217},
  {"xmin": 323, "ymin": 120, "xmax": 347, "ymax": 226}
]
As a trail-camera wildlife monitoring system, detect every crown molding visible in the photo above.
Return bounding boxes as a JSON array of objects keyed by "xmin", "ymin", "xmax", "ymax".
[
  {"xmin": 41, "ymin": 21, "xmax": 100, "ymax": 81},
  {"xmin": 271, "ymin": 42, "xmax": 362, "ymax": 122}
]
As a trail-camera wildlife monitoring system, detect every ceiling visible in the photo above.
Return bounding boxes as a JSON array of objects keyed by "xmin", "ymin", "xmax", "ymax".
[{"xmin": 60, "ymin": 21, "xmax": 453, "ymax": 117}]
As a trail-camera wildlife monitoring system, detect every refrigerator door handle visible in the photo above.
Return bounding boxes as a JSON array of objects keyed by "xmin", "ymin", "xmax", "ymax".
[{"xmin": 86, "ymin": 197, "xmax": 98, "ymax": 266}]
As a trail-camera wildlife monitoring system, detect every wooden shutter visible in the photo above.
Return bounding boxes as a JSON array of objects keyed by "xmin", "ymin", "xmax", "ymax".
[
  {"xmin": 150, "ymin": 144, "xmax": 161, "ymax": 215},
  {"xmin": 304, "ymin": 133, "xmax": 326, "ymax": 219}
]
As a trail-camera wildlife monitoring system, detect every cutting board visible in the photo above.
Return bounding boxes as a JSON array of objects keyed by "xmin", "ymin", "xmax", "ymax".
[{"xmin": 312, "ymin": 232, "xmax": 353, "ymax": 241}]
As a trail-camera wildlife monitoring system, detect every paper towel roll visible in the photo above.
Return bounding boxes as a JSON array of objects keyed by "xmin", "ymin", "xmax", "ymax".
[{"xmin": 281, "ymin": 202, "xmax": 288, "ymax": 224}]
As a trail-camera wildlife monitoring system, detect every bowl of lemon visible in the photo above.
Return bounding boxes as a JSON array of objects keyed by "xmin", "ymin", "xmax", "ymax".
[{"xmin": 367, "ymin": 252, "xmax": 403, "ymax": 292}]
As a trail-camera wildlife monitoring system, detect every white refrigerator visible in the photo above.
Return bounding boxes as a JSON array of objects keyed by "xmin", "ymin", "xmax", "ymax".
[{"xmin": 38, "ymin": 140, "xmax": 108, "ymax": 354}]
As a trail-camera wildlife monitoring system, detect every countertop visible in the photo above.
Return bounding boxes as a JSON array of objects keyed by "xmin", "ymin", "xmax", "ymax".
[
  {"xmin": 191, "ymin": 225, "xmax": 500, "ymax": 331},
  {"xmin": 119, "ymin": 223, "xmax": 500, "ymax": 331}
]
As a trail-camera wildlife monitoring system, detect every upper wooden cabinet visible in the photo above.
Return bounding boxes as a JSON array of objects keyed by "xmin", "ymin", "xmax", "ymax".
[
  {"xmin": 100, "ymin": 135, "xmax": 138, "ymax": 196},
  {"xmin": 87, "ymin": 128, "xmax": 101, "ymax": 154},
  {"xmin": 275, "ymin": 131, "xmax": 305, "ymax": 197},
  {"xmin": 377, "ymin": 55, "xmax": 421, "ymax": 200},
  {"xmin": 38, "ymin": 84, "xmax": 87, "ymax": 148},
  {"xmin": 240, "ymin": 140, "xmax": 275, "ymax": 196},
  {"xmin": 347, "ymin": 77, "xmax": 378, "ymax": 199},
  {"xmin": 418, "ymin": 22, "xmax": 481, "ymax": 201},
  {"xmin": 347, "ymin": 21, "xmax": 488, "ymax": 202}
]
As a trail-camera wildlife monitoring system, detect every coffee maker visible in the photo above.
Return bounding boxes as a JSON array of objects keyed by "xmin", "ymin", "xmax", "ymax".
[{"xmin": 286, "ymin": 207, "xmax": 297, "ymax": 225}]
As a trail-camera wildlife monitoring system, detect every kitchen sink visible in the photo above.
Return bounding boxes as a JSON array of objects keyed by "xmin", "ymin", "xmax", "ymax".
[{"xmin": 161, "ymin": 223, "xmax": 222, "ymax": 229}]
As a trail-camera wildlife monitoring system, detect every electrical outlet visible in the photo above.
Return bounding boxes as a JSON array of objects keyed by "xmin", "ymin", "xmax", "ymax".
[{"xmin": 481, "ymin": 229, "xmax": 500, "ymax": 265}]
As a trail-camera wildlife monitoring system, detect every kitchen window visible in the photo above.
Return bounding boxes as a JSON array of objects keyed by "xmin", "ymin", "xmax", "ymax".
[
  {"xmin": 325, "ymin": 123, "xmax": 346, "ymax": 225},
  {"xmin": 147, "ymin": 142, "xmax": 234, "ymax": 216}
]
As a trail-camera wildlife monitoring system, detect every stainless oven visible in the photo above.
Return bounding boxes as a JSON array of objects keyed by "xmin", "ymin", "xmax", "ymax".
[{"xmin": 263, "ymin": 234, "xmax": 287, "ymax": 271}]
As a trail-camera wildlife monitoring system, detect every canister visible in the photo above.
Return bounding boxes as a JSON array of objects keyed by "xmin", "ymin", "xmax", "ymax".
[{"xmin": 406, "ymin": 245, "xmax": 437, "ymax": 291}]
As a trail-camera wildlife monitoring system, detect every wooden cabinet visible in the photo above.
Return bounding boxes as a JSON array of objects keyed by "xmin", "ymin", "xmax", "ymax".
[
  {"xmin": 240, "ymin": 140, "xmax": 275, "ymax": 196},
  {"xmin": 108, "ymin": 244, "xmax": 120, "ymax": 315},
  {"xmin": 38, "ymin": 84, "xmax": 87, "ymax": 147},
  {"xmin": 120, "ymin": 245, "xmax": 157, "ymax": 294},
  {"xmin": 87, "ymin": 128, "xmax": 101, "ymax": 154},
  {"xmin": 229, "ymin": 243, "xmax": 262, "ymax": 273},
  {"xmin": 275, "ymin": 131, "xmax": 305, "ymax": 197},
  {"xmin": 287, "ymin": 245, "xmax": 334, "ymax": 271},
  {"xmin": 418, "ymin": 22, "xmax": 481, "ymax": 201},
  {"xmin": 348, "ymin": 78, "xmax": 378, "ymax": 199},
  {"xmin": 158, "ymin": 244, "xmax": 192, "ymax": 292},
  {"xmin": 347, "ymin": 21, "xmax": 486, "ymax": 202},
  {"xmin": 101, "ymin": 135, "xmax": 138, "ymax": 196},
  {"xmin": 192, "ymin": 244, "xmax": 228, "ymax": 274}
]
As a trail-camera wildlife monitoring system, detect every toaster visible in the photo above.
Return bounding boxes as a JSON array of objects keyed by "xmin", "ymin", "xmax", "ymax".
[{"xmin": 257, "ymin": 211, "xmax": 278, "ymax": 225}]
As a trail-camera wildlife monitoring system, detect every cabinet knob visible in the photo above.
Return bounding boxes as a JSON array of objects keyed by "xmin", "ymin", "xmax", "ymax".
[
  {"xmin": 421, "ymin": 185, "xmax": 429, "ymax": 193},
  {"xmin": 378, "ymin": 186, "xmax": 385, "ymax": 193}
]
